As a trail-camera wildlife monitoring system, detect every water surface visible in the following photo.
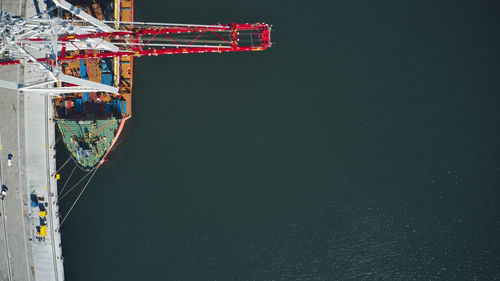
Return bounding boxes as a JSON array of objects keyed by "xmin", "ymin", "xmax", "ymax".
[{"xmin": 58, "ymin": 1, "xmax": 500, "ymax": 280}]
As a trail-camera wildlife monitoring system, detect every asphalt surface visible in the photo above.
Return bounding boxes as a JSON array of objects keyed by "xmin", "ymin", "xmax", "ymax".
[
  {"xmin": 1, "ymin": 1, "xmax": 45, "ymax": 280},
  {"xmin": 0, "ymin": 199, "xmax": 13, "ymax": 281},
  {"xmin": 0, "ymin": 64, "xmax": 34, "ymax": 281}
]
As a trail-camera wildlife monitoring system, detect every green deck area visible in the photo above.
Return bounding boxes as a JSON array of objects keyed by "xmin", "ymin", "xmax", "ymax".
[{"xmin": 57, "ymin": 118, "xmax": 120, "ymax": 170}]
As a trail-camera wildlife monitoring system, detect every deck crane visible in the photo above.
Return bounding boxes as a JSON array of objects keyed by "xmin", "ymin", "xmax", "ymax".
[{"xmin": 0, "ymin": 0, "xmax": 272, "ymax": 95}]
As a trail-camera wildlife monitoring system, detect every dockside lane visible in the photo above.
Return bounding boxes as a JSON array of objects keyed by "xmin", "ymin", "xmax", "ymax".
[{"xmin": 0, "ymin": 0, "xmax": 65, "ymax": 280}]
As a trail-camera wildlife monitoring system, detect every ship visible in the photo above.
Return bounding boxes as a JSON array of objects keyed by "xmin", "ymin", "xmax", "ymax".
[{"xmin": 54, "ymin": 0, "xmax": 134, "ymax": 171}]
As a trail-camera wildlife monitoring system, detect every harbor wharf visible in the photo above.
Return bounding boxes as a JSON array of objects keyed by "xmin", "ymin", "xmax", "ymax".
[{"xmin": 0, "ymin": 0, "xmax": 65, "ymax": 280}]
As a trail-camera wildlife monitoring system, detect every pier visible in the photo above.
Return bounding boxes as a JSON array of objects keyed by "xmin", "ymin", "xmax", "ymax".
[{"xmin": 0, "ymin": 1, "xmax": 65, "ymax": 281}]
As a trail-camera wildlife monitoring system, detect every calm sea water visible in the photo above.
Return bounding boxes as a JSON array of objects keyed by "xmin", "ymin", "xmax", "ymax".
[{"xmin": 57, "ymin": 1, "xmax": 500, "ymax": 280}]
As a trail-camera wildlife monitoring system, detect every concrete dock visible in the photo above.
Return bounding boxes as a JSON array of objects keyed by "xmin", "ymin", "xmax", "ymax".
[{"xmin": 0, "ymin": 1, "xmax": 65, "ymax": 280}]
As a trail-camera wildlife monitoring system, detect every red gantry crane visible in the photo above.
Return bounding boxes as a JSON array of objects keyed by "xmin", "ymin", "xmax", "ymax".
[{"xmin": 0, "ymin": 0, "xmax": 272, "ymax": 94}]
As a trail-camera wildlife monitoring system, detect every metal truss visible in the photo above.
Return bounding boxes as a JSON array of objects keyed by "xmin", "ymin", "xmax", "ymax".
[{"xmin": 0, "ymin": 0, "xmax": 272, "ymax": 95}]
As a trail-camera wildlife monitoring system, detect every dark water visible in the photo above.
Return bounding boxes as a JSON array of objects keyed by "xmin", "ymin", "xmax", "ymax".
[{"xmin": 58, "ymin": 0, "xmax": 500, "ymax": 280}]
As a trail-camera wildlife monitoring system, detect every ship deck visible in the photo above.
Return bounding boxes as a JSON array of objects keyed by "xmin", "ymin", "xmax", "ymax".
[
  {"xmin": 54, "ymin": 0, "xmax": 134, "ymax": 120},
  {"xmin": 57, "ymin": 119, "xmax": 119, "ymax": 170}
]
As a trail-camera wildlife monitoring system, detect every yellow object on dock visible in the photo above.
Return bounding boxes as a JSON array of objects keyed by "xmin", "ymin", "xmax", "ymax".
[
  {"xmin": 39, "ymin": 211, "xmax": 47, "ymax": 217},
  {"xmin": 40, "ymin": 225, "xmax": 47, "ymax": 237}
]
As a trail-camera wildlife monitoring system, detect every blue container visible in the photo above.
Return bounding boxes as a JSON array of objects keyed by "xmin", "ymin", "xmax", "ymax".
[
  {"xmin": 106, "ymin": 103, "xmax": 110, "ymax": 114},
  {"xmin": 75, "ymin": 99, "xmax": 83, "ymax": 112},
  {"xmin": 101, "ymin": 73, "xmax": 113, "ymax": 86},
  {"xmin": 80, "ymin": 59, "xmax": 88, "ymax": 79},
  {"xmin": 115, "ymin": 100, "xmax": 121, "ymax": 114},
  {"xmin": 30, "ymin": 202, "xmax": 38, "ymax": 207},
  {"xmin": 83, "ymin": 92, "xmax": 89, "ymax": 102},
  {"xmin": 122, "ymin": 101, "xmax": 127, "ymax": 115},
  {"xmin": 101, "ymin": 58, "xmax": 111, "ymax": 73}
]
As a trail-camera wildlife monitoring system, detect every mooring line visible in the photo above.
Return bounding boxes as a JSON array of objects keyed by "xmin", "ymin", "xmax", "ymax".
[
  {"xmin": 59, "ymin": 165, "xmax": 76, "ymax": 195},
  {"xmin": 56, "ymin": 155, "xmax": 72, "ymax": 173},
  {"xmin": 58, "ymin": 170, "xmax": 92, "ymax": 200},
  {"xmin": 57, "ymin": 166, "xmax": 100, "ymax": 231}
]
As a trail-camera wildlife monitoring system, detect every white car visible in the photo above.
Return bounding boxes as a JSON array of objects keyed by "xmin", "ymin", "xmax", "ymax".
[{"xmin": 7, "ymin": 154, "xmax": 13, "ymax": 167}]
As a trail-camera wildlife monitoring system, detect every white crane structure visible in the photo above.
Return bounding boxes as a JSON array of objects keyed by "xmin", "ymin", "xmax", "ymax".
[{"xmin": 0, "ymin": 0, "xmax": 121, "ymax": 95}]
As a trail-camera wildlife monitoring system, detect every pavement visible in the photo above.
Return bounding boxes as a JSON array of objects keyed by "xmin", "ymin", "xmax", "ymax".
[
  {"xmin": 0, "ymin": 62, "xmax": 34, "ymax": 281},
  {"xmin": 0, "ymin": 1, "xmax": 65, "ymax": 280}
]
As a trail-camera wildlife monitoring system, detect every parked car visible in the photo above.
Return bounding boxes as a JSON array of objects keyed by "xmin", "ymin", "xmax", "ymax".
[
  {"xmin": 1, "ymin": 185, "xmax": 7, "ymax": 200},
  {"xmin": 7, "ymin": 154, "xmax": 13, "ymax": 167}
]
